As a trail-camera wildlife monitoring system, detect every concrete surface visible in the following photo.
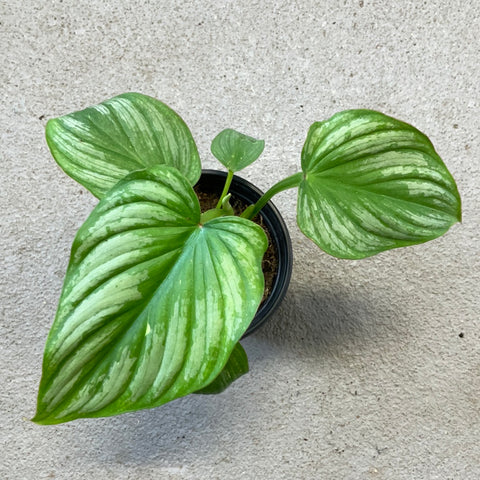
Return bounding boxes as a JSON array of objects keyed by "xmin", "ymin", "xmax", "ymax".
[{"xmin": 1, "ymin": 0, "xmax": 478, "ymax": 478}]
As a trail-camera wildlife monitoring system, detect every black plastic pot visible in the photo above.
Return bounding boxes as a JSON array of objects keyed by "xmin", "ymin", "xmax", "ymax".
[{"xmin": 195, "ymin": 170, "xmax": 293, "ymax": 337}]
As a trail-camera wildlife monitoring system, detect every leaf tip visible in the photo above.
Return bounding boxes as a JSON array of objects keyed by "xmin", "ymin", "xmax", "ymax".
[
  {"xmin": 456, "ymin": 209, "xmax": 462, "ymax": 224},
  {"xmin": 31, "ymin": 407, "xmax": 69, "ymax": 426},
  {"xmin": 30, "ymin": 411, "xmax": 49, "ymax": 426}
]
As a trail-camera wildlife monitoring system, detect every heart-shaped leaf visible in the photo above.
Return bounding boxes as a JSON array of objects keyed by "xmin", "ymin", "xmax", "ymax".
[
  {"xmin": 33, "ymin": 166, "xmax": 267, "ymax": 425},
  {"xmin": 298, "ymin": 110, "xmax": 461, "ymax": 259},
  {"xmin": 194, "ymin": 342, "xmax": 248, "ymax": 395},
  {"xmin": 46, "ymin": 93, "xmax": 201, "ymax": 198},
  {"xmin": 211, "ymin": 129, "xmax": 265, "ymax": 172}
]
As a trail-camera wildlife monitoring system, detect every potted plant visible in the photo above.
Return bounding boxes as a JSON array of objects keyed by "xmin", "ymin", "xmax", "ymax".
[{"xmin": 33, "ymin": 93, "xmax": 461, "ymax": 425}]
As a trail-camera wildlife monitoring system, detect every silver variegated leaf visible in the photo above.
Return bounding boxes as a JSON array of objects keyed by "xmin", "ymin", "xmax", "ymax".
[
  {"xmin": 211, "ymin": 129, "xmax": 265, "ymax": 172},
  {"xmin": 33, "ymin": 165, "xmax": 266, "ymax": 424},
  {"xmin": 194, "ymin": 342, "xmax": 249, "ymax": 395},
  {"xmin": 46, "ymin": 92, "xmax": 201, "ymax": 198},
  {"xmin": 298, "ymin": 110, "xmax": 461, "ymax": 259}
]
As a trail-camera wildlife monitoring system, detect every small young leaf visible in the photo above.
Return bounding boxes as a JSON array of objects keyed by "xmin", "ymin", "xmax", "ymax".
[
  {"xmin": 33, "ymin": 165, "xmax": 267, "ymax": 425},
  {"xmin": 46, "ymin": 93, "xmax": 201, "ymax": 198},
  {"xmin": 194, "ymin": 342, "xmax": 248, "ymax": 395},
  {"xmin": 211, "ymin": 129, "xmax": 265, "ymax": 172},
  {"xmin": 298, "ymin": 110, "xmax": 461, "ymax": 259}
]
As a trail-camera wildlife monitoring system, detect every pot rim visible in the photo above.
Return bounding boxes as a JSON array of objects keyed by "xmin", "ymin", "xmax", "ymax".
[{"xmin": 197, "ymin": 169, "xmax": 293, "ymax": 337}]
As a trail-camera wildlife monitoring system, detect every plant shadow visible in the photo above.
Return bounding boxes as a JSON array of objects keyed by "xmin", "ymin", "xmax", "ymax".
[
  {"xmin": 77, "ymin": 281, "xmax": 395, "ymax": 467},
  {"xmin": 250, "ymin": 281, "xmax": 385, "ymax": 359},
  {"xmin": 74, "ymin": 381, "xmax": 267, "ymax": 467}
]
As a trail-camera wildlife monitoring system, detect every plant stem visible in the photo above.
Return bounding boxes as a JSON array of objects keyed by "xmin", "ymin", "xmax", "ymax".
[
  {"xmin": 242, "ymin": 171, "xmax": 303, "ymax": 219},
  {"xmin": 216, "ymin": 170, "xmax": 234, "ymax": 209}
]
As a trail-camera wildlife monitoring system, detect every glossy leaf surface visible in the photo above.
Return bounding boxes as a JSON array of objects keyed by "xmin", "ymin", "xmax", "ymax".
[
  {"xmin": 46, "ymin": 93, "xmax": 201, "ymax": 198},
  {"xmin": 34, "ymin": 166, "xmax": 266, "ymax": 424},
  {"xmin": 211, "ymin": 129, "xmax": 265, "ymax": 172},
  {"xmin": 194, "ymin": 342, "xmax": 248, "ymax": 395},
  {"xmin": 298, "ymin": 110, "xmax": 461, "ymax": 259}
]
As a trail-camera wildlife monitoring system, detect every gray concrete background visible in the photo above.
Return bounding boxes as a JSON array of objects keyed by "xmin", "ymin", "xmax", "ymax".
[{"xmin": 1, "ymin": 0, "xmax": 478, "ymax": 478}]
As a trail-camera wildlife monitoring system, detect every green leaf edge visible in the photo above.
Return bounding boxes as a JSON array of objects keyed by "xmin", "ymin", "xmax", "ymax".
[
  {"xmin": 298, "ymin": 109, "xmax": 462, "ymax": 259},
  {"xmin": 45, "ymin": 92, "xmax": 202, "ymax": 198},
  {"xmin": 32, "ymin": 165, "xmax": 267, "ymax": 425},
  {"xmin": 194, "ymin": 342, "xmax": 249, "ymax": 395},
  {"xmin": 211, "ymin": 128, "xmax": 265, "ymax": 172}
]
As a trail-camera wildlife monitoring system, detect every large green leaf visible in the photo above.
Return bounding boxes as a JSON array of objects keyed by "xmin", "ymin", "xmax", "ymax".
[
  {"xmin": 46, "ymin": 92, "xmax": 201, "ymax": 198},
  {"xmin": 211, "ymin": 129, "xmax": 265, "ymax": 172},
  {"xmin": 194, "ymin": 342, "xmax": 248, "ymax": 395},
  {"xmin": 298, "ymin": 110, "xmax": 461, "ymax": 259},
  {"xmin": 33, "ymin": 166, "xmax": 267, "ymax": 425}
]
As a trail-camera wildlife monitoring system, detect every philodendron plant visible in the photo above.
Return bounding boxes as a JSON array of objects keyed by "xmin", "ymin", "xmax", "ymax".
[{"xmin": 33, "ymin": 93, "xmax": 461, "ymax": 425}]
